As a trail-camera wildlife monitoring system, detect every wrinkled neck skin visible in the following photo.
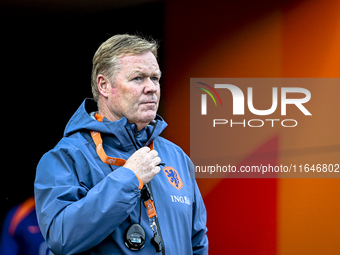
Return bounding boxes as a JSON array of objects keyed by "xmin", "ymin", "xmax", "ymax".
[{"xmin": 97, "ymin": 97, "xmax": 149, "ymax": 131}]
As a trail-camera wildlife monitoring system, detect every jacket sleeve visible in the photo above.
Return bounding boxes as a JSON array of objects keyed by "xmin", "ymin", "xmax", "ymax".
[
  {"xmin": 34, "ymin": 145, "xmax": 141, "ymax": 255},
  {"xmin": 192, "ymin": 180, "xmax": 209, "ymax": 255}
]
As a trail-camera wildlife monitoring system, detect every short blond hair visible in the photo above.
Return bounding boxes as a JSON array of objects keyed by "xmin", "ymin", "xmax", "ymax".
[{"xmin": 91, "ymin": 34, "xmax": 159, "ymax": 101}]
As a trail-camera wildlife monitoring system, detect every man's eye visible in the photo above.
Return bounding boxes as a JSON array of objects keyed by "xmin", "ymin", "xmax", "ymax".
[{"xmin": 133, "ymin": 77, "xmax": 142, "ymax": 81}]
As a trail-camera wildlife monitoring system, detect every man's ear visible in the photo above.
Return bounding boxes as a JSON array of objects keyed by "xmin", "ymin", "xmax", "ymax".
[{"xmin": 97, "ymin": 74, "xmax": 111, "ymax": 98}]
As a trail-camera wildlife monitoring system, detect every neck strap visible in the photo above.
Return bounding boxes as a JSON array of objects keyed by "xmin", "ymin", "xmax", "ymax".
[{"xmin": 90, "ymin": 113, "xmax": 154, "ymax": 166}]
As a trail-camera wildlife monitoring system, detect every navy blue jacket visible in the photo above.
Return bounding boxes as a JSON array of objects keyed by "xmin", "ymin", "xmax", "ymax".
[{"xmin": 34, "ymin": 99, "xmax": 208, "ymax": 254}]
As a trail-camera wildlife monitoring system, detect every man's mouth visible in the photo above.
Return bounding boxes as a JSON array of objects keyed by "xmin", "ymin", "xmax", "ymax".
[{"xmin": 140, "ymin": 100, "xmax": 157, "ymax": 105}]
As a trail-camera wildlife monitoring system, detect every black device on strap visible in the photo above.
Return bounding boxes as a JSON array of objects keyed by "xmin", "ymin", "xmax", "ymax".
[
  {"xmin": 124, "ymin": 223, "xmax": 146, "ymax": 251},
  {"xmin": 124, "ymin": 184, "xmax": 164, "ymax": 253}
]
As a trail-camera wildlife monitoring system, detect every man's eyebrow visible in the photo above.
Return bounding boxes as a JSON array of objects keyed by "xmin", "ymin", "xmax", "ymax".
[
  {"xmin": 128, "ymin": 69, "xmax": 162, "ymax": 77},
  {"xmin": 154, "ymin": 70, "xmax": 162, "ymax": 77}
]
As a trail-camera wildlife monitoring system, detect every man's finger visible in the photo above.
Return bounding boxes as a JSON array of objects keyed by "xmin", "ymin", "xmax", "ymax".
[
  {"xmin": 135, "ymin": 146, "xmax": 150, "ymax": 155},
  {"xmin": 154, "ymin": 166, "xmax": 161, "ymax": 174},
  {"xmin": 148, "ymin": 149, "xmax": 158, "ymax": 157},
  {"xmin": 153, "ymin": 156, "xmax": 161, "ymax": 166}
]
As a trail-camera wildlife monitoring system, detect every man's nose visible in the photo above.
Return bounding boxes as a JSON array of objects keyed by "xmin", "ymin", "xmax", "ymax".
[{"xmin": 144, "ymin": 78, "xmax": 159, "ymax": 94}]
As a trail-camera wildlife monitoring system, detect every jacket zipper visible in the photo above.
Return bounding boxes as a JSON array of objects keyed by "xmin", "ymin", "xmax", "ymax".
[{"xmin": 125, "ymin": 122, "xmax": 166, "ymax": 254}]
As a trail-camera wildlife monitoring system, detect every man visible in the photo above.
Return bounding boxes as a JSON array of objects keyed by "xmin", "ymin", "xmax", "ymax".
[{"xmin": 34, "ymin": 34, "xmax": 208, "ymax": 254}]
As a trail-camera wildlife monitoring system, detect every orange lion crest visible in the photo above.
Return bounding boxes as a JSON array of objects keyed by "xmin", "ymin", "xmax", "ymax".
[{"xmin": 163, "ymin": 166, "xmax": 184, "ymax": 190}]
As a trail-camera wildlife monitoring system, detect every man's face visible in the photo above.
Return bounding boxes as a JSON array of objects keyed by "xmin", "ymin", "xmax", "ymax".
[{"xmin": 107, "ymin": 51, "xmax": 161, "ymax": 130}]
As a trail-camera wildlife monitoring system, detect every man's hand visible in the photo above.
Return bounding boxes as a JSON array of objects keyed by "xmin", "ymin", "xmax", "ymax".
[{"xmin": 124, "ymin": 147, "xmax": 161, "ymax": 184}]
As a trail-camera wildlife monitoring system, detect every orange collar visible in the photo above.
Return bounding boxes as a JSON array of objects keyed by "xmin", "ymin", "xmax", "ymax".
[{"xmin": 90, "ymin": 113, "xmax": 153, "ymax": 166}]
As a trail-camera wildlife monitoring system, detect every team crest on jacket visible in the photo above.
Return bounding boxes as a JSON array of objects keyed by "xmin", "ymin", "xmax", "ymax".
[{"xmin": 163, "ymin": 166, "xmax": 183, "ymax": 190}]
